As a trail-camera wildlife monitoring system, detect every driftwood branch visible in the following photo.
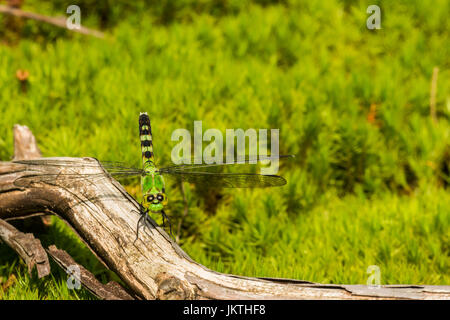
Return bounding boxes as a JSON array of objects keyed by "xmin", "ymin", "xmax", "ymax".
[
  {"xmin": 0, "ymin": 128, "xmax": 449, "ymax": 299},
  {"xmin": 0, "ymin": 4, "xmax": 105, "ymax": 38}
]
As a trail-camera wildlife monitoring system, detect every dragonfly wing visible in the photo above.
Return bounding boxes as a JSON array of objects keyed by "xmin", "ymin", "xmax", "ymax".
[
  {"xmin": 14, "ymin": 158, "xmax": 143, "ymax": 174},
  {"xmin": 14, "ymin": 158, "xmax": 112, "ymax": 168},
  {"xmin": 162, "ymin": 171, "xmax": 286, "ymax": 188},
  {"xmin": 13, "ymin": 158, "xmax": 143, "ymax": 187},
  {"xmin": 161, "ymin": 154, "xmax": 294, "ymax": 171},
  {"xmin": 13, "ymin": 158, "xmax": 143, "ymax": 173},
  {"xmin": 14, "ymin": 171, "xmax": 144, "ymax": 188}
]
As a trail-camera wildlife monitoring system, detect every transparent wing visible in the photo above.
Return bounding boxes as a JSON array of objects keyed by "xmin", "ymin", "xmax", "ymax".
[
  {"xmin": 160, "ymin": 154, "xmax": 294, "ymax": 172},
  {"xmin": 13, "ymin": 158, "xmax": 144, "ymax": 187},
  {"xmin": 162, "ymin": 171, "xmax": 286, "ymax": 188},
  {"xmin": 13, "ymin": 158, "xmax": 143, "ymax": 174},
  {"xmin": 14, "ymin": 172, "xmax": 143, "ymax": 188}
]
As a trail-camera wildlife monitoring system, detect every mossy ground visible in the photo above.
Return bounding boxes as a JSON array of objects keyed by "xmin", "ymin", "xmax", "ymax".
[{"xmin": 0, "ymin": 0, "xmax": 448, "ymax": 299}]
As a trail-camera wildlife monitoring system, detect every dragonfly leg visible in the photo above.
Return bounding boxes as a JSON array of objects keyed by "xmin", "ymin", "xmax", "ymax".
[
  {"xmin": 143, "ymin": 214, "xmax": 154, "ymax": 232},
  {"xmin": 133, "ymin": 214, "xmax": 145, "ymax": 244},
  {"xmin": 160, "ymin": 209, "xmax": 174, "ymax": 241},
  {"xmin": 133, "ymin": 204, "xmax": 149, "ymax": 244}
]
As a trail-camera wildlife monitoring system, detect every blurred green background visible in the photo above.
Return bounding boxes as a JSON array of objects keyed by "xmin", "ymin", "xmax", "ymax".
[{"xmin": 0, "ymin": 0, "xmax": 449, "ymax": 299}]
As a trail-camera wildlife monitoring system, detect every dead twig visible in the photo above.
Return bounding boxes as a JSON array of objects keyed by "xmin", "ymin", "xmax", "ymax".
[
  {"xmin": 0, "ymin": 4, "xmax": 104, "ymax": 38},
  {"xmin": 430, "ymin": 67, "xmax": 439, "ymax": 124}
]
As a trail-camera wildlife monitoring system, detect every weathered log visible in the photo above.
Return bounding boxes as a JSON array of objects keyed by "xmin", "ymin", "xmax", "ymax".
[{"xmin": 1, "ymin": 157, "xmax": 449, "ymax": 300}]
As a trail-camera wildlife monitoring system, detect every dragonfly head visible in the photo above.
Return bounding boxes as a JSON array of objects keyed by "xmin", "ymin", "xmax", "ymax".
[{"xmin": 143, "ymin": 191, "xmax": 167, "ymax": 212}]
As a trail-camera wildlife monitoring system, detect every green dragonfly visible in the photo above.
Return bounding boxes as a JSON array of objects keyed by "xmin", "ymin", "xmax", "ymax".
[{"xmin": 14, "ymin": 113, "xmax": 293, "ymax": 241}]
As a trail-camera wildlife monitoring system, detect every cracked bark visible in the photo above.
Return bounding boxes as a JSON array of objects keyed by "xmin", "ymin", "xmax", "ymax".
[{"xmin": 0, "ymin": 127, "xmax": 449, "ymax": 299}]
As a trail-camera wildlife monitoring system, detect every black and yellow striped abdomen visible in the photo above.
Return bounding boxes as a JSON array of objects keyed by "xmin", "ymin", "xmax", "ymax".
[{"xmin": 139, "ymin": 112, "xmax": 154, "ymax": 164}]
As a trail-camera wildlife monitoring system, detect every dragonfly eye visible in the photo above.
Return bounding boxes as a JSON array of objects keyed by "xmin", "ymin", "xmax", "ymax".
[
  {"xmin": 156, "ymin": 194, "xmax": 164, "ymax": 202},
  {"xmin": 147, "ymin": 195, "xmax": 155, "ymax": 202}
]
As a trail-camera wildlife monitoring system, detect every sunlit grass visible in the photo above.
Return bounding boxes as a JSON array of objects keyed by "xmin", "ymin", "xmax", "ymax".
[{"xmin": 0, "ymin": 0, "xmax": 448, "ymax": 299}]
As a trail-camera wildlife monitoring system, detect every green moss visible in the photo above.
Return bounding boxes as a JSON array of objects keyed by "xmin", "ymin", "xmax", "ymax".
[{"xmin": 0, "ymin": 0, "xmax": 448, "ymax": 299}]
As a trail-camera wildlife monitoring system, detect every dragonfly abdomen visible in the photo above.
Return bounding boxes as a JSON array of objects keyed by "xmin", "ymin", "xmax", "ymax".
[{"xmin": 139, "ymin": 112, "xmax": 154, "ymax": 164}]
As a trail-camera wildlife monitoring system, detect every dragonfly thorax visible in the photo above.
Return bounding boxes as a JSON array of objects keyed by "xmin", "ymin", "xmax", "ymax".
[{"xmin": 141, "ymin": 169, "xmax": 167, "ymax": 213}]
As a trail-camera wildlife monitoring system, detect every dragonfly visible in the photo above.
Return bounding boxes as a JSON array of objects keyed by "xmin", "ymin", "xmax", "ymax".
[{"xmin": 14, "ymin": 113, "xmax": 293, "ymax": 241}]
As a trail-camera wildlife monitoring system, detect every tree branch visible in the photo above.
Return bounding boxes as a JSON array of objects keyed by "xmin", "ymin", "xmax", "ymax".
[{"xmin": 0, "ymin": 4, "xmax": 105, "ymax": 38}]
